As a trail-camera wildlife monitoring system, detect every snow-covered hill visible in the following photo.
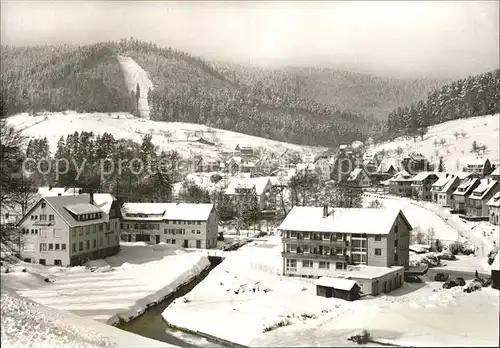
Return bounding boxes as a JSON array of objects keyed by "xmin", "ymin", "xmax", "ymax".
[
  {"xmin": 372, "ymin": 114, "xmax": 500, "ymax": 170},
  {"xmin": 6, "ymin": 112, "xmax": 320, "ymax": 160},
  {"xmin": 117, "ymin": 55, "xmax": 154, "ymax": 119}
]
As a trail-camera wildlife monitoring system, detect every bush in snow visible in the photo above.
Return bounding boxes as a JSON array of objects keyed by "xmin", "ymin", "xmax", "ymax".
[
  {"xmin": 487, "ymin": 247, "xmax": 498, "ymax": 265},
  {"xmin": 347, "ymin": 330, "xmax": 371, "ymax": 344},
  {"xmin": 448, "ymin": 241, "xmax": 463, "ymax": 255},
  {"xmin": 263, "ymin": 318, "xmax": 292, "ymax": 332},
  {"xmin": 410, "ymin": 227, "xmax": 427, "ymax": 245}
]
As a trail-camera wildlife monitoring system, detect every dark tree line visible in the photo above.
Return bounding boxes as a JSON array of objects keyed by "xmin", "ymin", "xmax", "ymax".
[{"xmin": 387, "ymin": 69, "xmax": 500, "ymax": 139}]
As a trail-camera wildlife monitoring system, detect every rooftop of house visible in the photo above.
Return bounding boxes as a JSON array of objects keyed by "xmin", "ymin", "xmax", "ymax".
[
  {"xmin": 491, "ymin": 167, "xmax": 500, "ymax": 177},
  {"xmin": 404, "ymin": 153, "xmax": 427, "ymax": 161},
  {"xmin": 315, "ymin": 277, "xmax": 358, "ymax": 291},
  {"xmin": 466, "ymin": 157, "xmax": 490, "ymax": 166},
  {"xmin": 486, "ymin": 192, "xmax": 500, "ymax": 207},
  {"xmin": 40, "ymin": 194, "xmax": 109, "ymax": 227},
  {"xmin": 235, "ymin": 144, "xmax": 253, "ymax": 150},
  {"xmin": 469, "ymin": 179, "xmax": 499, "ymax": 200},
  {"xmin": 65, "ymin": 203, "xmax": 102, "ymax": 215},
  {"xmin": 453, "ymin": 177, "xmax": 481, "ymax": 196},
  {"xmin": 388, "ymin": 170, "xmax": 413, "ymax": 182},
  {"xmin": 225, "ymin": 177, "xmax": 271, "ymax": 195},
  {"xmin": 121, "ymin": 202, "xmax": 214, "ymax": 221},
  {"xmin": 432, "ymin": 174, "xmax": 460, "ymax": 193},
  {"xmin": 331, "ymin": 265, "xmax": 405, "ymax": 280},
  {"xmin": 37, "ymin": 187, "xmax": 83, "ymax": 197},
  {"xmin": 279, "ymin": 206, "xmax": 410, "ymax": 234},
  {"xmin": 412, "ymin": 171, "xmax": 438, "ymax": 182},
  {"xmin": 92, "ymin": 193, "xmax": 116, "ymax": 215},
  {"xmin": 347, "ymin": 168, "xmax": 367, "ymax": 182}
]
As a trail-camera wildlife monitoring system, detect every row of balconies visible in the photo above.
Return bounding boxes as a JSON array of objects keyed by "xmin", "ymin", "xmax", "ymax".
[
  {"xmin": 282, "ymin": 251, "xmax": 349, "ymax": 261},
  {"xmin": 282, "ymin": 237, "xmax": 346, "ymax": 245}
]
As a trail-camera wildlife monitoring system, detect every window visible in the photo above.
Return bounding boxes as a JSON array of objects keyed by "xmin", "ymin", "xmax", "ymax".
[
  {"xmin": 286, "ymin": 259, "xmax": 297, "ymax": 267},
  {"xmin": 302, "ymin": 245, "xmax": 310, "ymax": 253},
  {"xmin": 85, "ymin": 226, "xmax": 90, "ymax": 235},
  {"xmin": 164, "ymin": 228, "xmax": 168, "ymax": 234},
  {"xmin": 196, "ymin": 240, "xmax": 201, "ymax": 248},
  {"xmin": 121, "ymin": 223, "xmax": 124, "ymax": 229},
  {"xmin": 302, "ymin": 260, "xmax": 313, "ymax": 268},
  {"xmin": 41, "ymin": 202, "xmax": 46, "ymax": 208},
  {"xmin": 40, "ymin": 229, "xmax": 47, "ymax": 237},
  {"xmin": 336, "ymin": 233, "xmax": 344, "ymax": 241},
  {"xmin": 394, "ymin": 225, "xmax": 398, "ymax": 234},
  {"xmin": 196, "ymin": 230, "xmax": 201, "ymax": 234},
  {"xmin": 290, "ymin": 231, "xmax": 297, "ymax": 238},
  {"xmin": 39, "ymin": 243, "xmax": 47, "ymax": 252},
  {"xmin": 375, "ymin": 248, "xmax": 382, "ymax": 256},
  {"xmin": 319, "ymin": 261, "xmax": 330, "ymax": 269},
  {"xmin": 303, "ymin": 232, "xmax": 310, "ymax": 239},
  {"xmin": 55, "ymin": 244, "xmax": 59, "ymax": 250},
  {"xmin": 394, "ymin": 253, "xmax": 398, "ymax": 262},
  {"xmin": 171, "ymin": 239, "xmax": 176, "ymax": 244},
  {"xmin": 40, "ymin": 215, "xmax": 47, "ymax": 221},
  {"xmin": 54, "ymin": 259, "xmax": 62, "ymax": 266},
  {"xmin": 375, "ymin": 235, "xmax": 382, "ymax": 241},
  {"xmin": 99, "ymin": 224, "xmax": 103, "ymax": 232},
  {"xmin": 39, "ymin": 259, "xmax": 46, "ymax": 265},
  {"xmin": 49, "ymin": 215, "xmax": 54, "ymax": 221},
  {"xmin": 79, "ymin": 242, "xmax": 83, "ymax": 251},
  {"xmin": 72, "ymin": 243, "xmax": 76, "ymax": 252},
  {"xmin": 93, "ymin": 239, "xmax": 96, "ymax": 248},
  {"xmin": 31, "ymin": 215, "xmax": 34, "ymax": 220},
  {"xmin": 79, "ymin": 227, "xmax": 83, "ymax": 236},
  {"xmin": 197, "ymin": 221, "xmax": 201, "ymax": 225},
  {"xmin": 192, "ymin": 229, "xmax": 196, "ymax": 234},
  {"xmin": 61, "ymin": 244, "xmax": 66, "ymax": 251},
  {"xmin": 335, "ymin": 262, "xmax": 343, "ymax": 270}
]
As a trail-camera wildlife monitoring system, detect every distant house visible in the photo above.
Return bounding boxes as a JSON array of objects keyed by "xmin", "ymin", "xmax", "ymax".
[
  {"xmin": 411, "ymin": 172, "xmax": 439, "ymax": 201},
  {"xmin": 16, "ymin": 193, "xmax": 121, "ymax": 266},
  {"xmin": 490, "ymin": 167, "xmax": 500, "ymax": 181},
  {"xmin": 224, "ymin": 177, "xmax": 275, "ymax": 211},
  {"xmin": 464, "ymin": 158, "xmax": 493, "ymax": 178},
  {"xmin": 302, "ymin": 152, "xmax": 315, "ymax": 164},
  {"xmin": 315, "ymin": 277, "xmax": 360, "ymax": 301},
  {"xmin": 430, "ymin": 174, "xmax": 462, "ymax": 207},
  {"xmin": 227, "ymin": 157, "xmax": 242, "ymax": 175},
  {"xmin": 38, "ymin": 187, "xmax": 83, "ymax": 197},
  {"xmin": 195, "ymin": 157, "xmax": 219, "ymax": 172},
  {"xmin": 296, "ymin": 163, "xmax": 317, "ymax": 176},
  {"xmin": 255, "ymin": 157, "xmax": 278, "ymax": 175},
  {"xmin": 486, "ymin": 192, "xmax": 500, "ymax": 225},
  {"xmin": 234, "ymin": 144, "xmax": 254, "ymax": 158},
  {"xmin": 451, "ymin": 177, "xmax": 482, "ymax": 213},
  {"xmin": 120, "ymin": 202, "xmax": 218, "ymax": 248},
  {"xmin": 388, "ymin": 170, "xmax": 413, "ymax": 197},
  {"xmin": 313, "ymin": 157, "xmax": 333, "ymax": 181},
  {"xmin": 465, "ymin": 179, "xmax": 499, "ymax": 220},
  {"xmin": 369, "ymin": 159, "xmax": 397, "ymax": 184},
  {"xmin": 241, "ymin": 161, "xmax": 257, "ymax": 174},
  {"xmin": 347, "ymin": 167, "xmax": 371, "ymax": 188},
  {"xmin": 351, "ymin": 141, "xmax": 364, "ymax": 152},
  {"xmin": 401, "ymin": 153, "xmax": 430, "ymax": 174}
]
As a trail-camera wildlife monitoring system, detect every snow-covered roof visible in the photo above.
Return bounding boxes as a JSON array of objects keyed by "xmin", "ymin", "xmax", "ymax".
[
  {"xmin": 412, "ymin": 171, "xmax": 438, "ymax": 182},
  {"xmin": 466, "ymin": 157, "xmax": 490, "ymax": 166},
  {"xmin": 491, "ymin": 167, "xmax": 500, "ymax": 177},
  {"xmin": 453, "ymin": 177, "xmax": 480, "ymax": 196},
  {"xmin": 279, "ymin": 207, "xmax": 411, "ymax": 235},
  {"xmin": 121, "ymin": 202, "xmax": 214, "ymax": 221},
  {"xmin": 432, "ymin": 174, "xmax": 459, "ymax": 193},
  {"xmin": 347, "ymin": 168, "xmax": 367, "ymax": 182},
  {"xmin": 235, "ymin": 144, "xmax": 253, "ymax": 150},
  {"xmin": 315, "ymin": 277, "xmax": 358, "ymax": 291},
  {"xmin": 333, "ymin": 265, "xmax": 405, "ymax": 280},
  {"xmin": 469, "ymin": 179, "xmax": 499, "ymax": 200},
  {"xmin": 486, "ymin": 192, "xmax": 500, "ymax": 207},
  {"xmin": 362, "ymin": 152, "xmax": 377, "ymax": 161},
  {"xmin": 225, "ymin": 177, "xmax": 272, "ymax": 195},
  {"xmin": 37, "ymin": 195, "xmax": 108, "ymax": 227},
  {"xmin": 38, "ymin": 187, "xmax": 82, "ymax": 197},
  {"xmin": 388, "ymin": 170, "xmax": 412, "ymax": 182},
  {"xmin": 65, "ymin": 203, "xmax": 102, "ymax": 215},
  {"xmin": 92, "ymin": 193, "xmax": 116, "ymax": 214},
  {"xmin": 351, "ymin": 140, "xmax": 364, "ymax": 149}
]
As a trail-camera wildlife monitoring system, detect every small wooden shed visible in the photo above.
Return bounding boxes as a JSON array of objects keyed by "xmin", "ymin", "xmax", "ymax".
[{"xmin": 315, "ymin": 277, "xmax": 361, "ymax": 301}]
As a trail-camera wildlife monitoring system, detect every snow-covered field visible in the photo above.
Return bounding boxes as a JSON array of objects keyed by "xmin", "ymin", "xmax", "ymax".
[
  {"xmin": 6, "ymin": 111, "xmax": 318, "ymax": 160},
  {"xmin": 162, "ymin": 235, "xmax": 499, "ymax": 346},
  {"xmin": 117, "ymin": 55, "xmax": 154, "ymax": 119},
  {"xmin": 371, "ymin": 114, "xmax": 500, "ymax": 170},
  {"xmin": 1, "ymin": 289, "xmax": 173, "ymax": 348},
  {"xmin": 1, "ymin": 243, "xmax": 209, "ymax": 325}
]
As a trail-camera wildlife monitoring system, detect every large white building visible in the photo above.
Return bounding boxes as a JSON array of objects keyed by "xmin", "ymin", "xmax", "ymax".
[
  {"xmin": 120, "ymin": 203, "xmax": 219, "ymax": 249},
  {"xmin": 16, "ymin": 193, "xmax": 121, "ymax": 266}
]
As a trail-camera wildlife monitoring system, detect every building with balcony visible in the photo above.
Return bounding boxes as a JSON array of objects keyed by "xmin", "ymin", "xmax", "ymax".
[
  {"xmin": 224, "ymin": 177, "xmax": 275, "ymax": 212},
  {"xmin": 411, "ymin": 172, "xmax": 439, "ymax": 201},
  {"xmin": 465, "ymin": 179, "xmax": 499, "ymax": 220},
  {"xmin": 16, "ymin": 193, "xmax": 121, "ymax": 266},
  {"xmin": 120, "ymin": 202, "xmax": 218, "ymax": 249},
  {"xmin": 278, "ymin": 206, "xmax": 411, "ymax": 280}
]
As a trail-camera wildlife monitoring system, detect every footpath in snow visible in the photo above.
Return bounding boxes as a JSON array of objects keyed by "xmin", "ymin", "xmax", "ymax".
[
  {"xmin": 117, "ymin": 55, "xmax": 154, "ymax": 119},
  {"xmin": 2, "ymin": 243, "xmax": 210, "ymax": 325}
]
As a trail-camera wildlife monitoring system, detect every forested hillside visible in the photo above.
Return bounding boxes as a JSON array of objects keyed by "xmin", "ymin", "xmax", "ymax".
[
  {"xmin": 1, "ymin": 44, "xmax": 135, "ymax": 116},
  {"xmin": 386, "ymin": 70, "xmax": 500, "ymax": 139},
  {"xmin": 211, "ymin": 62, "xmax": 450, "ymax": 120}
]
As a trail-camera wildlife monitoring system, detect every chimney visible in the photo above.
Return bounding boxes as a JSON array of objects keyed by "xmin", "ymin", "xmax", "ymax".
[
  {"xmin": 323, "ymin": 205, "xmax": 328, "ymax": 218},
  {"xmin": 89, "ymin": 192, "xmax": 94, "ymax": 205}
]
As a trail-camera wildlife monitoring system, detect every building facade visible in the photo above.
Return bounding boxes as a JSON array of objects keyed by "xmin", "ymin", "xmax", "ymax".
[
  {"xmin": 279, "ymin": 206, "xmax": 411, "ymax": 279},
  {"xmin": 411, "ymin": 172, "xmax": 439, "ymax": 201},
  {"xmin": 120, "ymin": 203, "xmax": 219, "ymax": 249},
  {"xmin": 465, "ymin": 179, "xmax": 499, "ymax": 219},
  {"xmin": 487, "ymin": 192, "xmax": 500, "ymax": 225},
  {"xmin": 388, "ymin": 170, "xmax": 413, "ymax": 197},
  {"xmin": 16, "ymin": 194, "xmax": 120, "ymax": 266},
  {"xmin": 431, "ymin": 174, "xmax": 461, "ymax": 207},
  {"xmin": 464, "ymin": 158, "xmax": 493, "ymax": 177}
]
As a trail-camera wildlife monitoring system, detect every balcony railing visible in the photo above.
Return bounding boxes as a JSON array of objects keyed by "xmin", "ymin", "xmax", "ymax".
[
  {"xmin": 282, "ymin": 251, "xmax": 348, "ymax": 261},
  {"xmin": 282, "ymin": 238, "xmax": 345, "ymax": 245},
  {"xmin": 350, "ymin": 247, "xmax": 367, "ymax": 253},
  {"xmin": 285, "ymin": 267, "xmax": 297, "ymax": 272}
]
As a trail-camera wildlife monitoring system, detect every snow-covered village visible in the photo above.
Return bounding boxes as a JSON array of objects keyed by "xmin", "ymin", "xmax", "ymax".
[{"xmin": 1, "ymin": 1, "xmax": 499, "ymax": 348}]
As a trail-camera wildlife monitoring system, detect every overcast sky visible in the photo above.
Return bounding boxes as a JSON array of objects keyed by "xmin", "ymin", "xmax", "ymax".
[{"xmin": 1, "ymin": 1, "xmax": 498, "ymax": 78}]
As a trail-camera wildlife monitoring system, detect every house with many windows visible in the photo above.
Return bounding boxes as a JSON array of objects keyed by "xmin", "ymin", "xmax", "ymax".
[
  {"xmin": 346, "ymin": 167, "xmax": 371, "ymax": 188},
  {"xmin": 486, "ymin": 192, "xmax": 500, "ymax": 225},
  {"xmin": 388, "ymin": 170, "xmax": 413, "ymax": 197},
  {"xmin": 464, "ymin": 158, "xmax": 494, "ymax": 178},
  {"xmin": 279, "ymin": 206, "xmax": 411, "ymax": 281},
  {"xmin": 411, "ymin": 172, "xmax": 439, "ymax": 201},
  {"xmin": 16, "ymin": 193, "xmax": 121, "ymax": 266},
  {"xmin": 465, "ymin": 179, "xmax": 499, "ymax": 220},
  {"xmin": 451, "ymin": 177, "xmax": 481, "ymax": 214},
  {"xmin": 430, "ymin": 174, "xmax": 462, "ymax": 207},
  {"xmin": 120, "ymin": 203, "xmax": 218, "ymax": 249},
  {"xmin": 224, "ymin": 177, "xmax": 275, "ymax": 212}
]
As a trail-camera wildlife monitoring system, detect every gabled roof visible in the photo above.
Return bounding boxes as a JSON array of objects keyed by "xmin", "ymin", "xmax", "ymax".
[
  {"xmin": 315, "ymin": 277, "xmax": 358, "ymax": 291},
  {"xmin": 92, "ymin": 193, "xmax": 116, "ymax": 215},
  {"xmin": 412, "ymin": 171, "xmax": 438, "ymax": 182},
  {"xmin": 388, "ymin": 170, "xmax": 412, "ymax": 182},
  {"xmin": 491, "ymin": 167, "xmax": 500, "ymax": 177},
  {"xmin": 225, "ymin": 177, "xmax": 272, "ymax": 195},
  {"xmin": 469, "ymin": 179, "xmax": 499, "ymax": 200},
  {"xmin": 431, "ymin": 174, "xmax": 460, "ymax": 193},
  {"xmin": 347, "ymin": 168, "xmax": 368, "ymax": 182},
  {"xmin": 486, "ymin": 192, "xmax": 500, "ymax": 207},
  {"xmin": 278, "ymin": 207, "xmax": 412, "ymax": 235},
  {"xmin": 121, "ymin": 203, "xmax": 214, "ymax": 221},
  {"xmin": 235, "ymin": 144, "xmax": 253, "ymax": 151},
  {"xmin": 453, "ymin": 177, "xmax": 480, "ymax": 196},
  {"xmin": 466, "ymin": 157, "xmax": 490, "ymax": 166},
  {"xmin": 65, "ymin": 203, "xmax": 102, "ymax": 215}
]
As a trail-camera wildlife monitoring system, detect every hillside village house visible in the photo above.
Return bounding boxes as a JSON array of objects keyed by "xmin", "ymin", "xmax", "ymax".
[
  {"xmin": 388, "ymin": 170, "xmax": 413, "ymax": 197},
  {"xmin": 279, "ymin": 206, "xmax": 410, "ymax": 295},
  {"xmin": 362, "ymin": 152, "xmax": 380, "ymax": 175},
  {"xmin": 346, "ymin": 167, "xmax": 371, "ymax": 188},
  {"xmin": 465, "ymin": 179, "xmax": 499, "ymax": 220},
  {"xmin": 16, "ymin": 193, "xmax": 121, "ymax": 266},
  {"xmin": 401, "ymin": 153, "xmax": 430, "ymax": 174},
  {"xmin": 431, "ymin": 174, "xmax": 462, "ymax": 207},
  {"xmin": 451, "ymin": 177, "xmax": 481, "ymax": 213},
  {"xmin": 464, "ymin": 158, "xmax": 494, "ymax": 177},
  {"xmin": 120, "ymin": 203, "xmax": 218, "ymax": 248},
  {"xmin": 411, "ymin": 172, "xmax": 439, "ymax": 201},
  {"xmin": 302, "ymin": 152, "xmax": 315, "ymax": 164},
  {"xmin": 234, "ymin": 144, "xmax": 254, "ymax": 158},
  {"xmin": 313, "ymin": 157, "xmax": 333, "ymax": 181},
  {"xmin": 224, "ymin": 177, "xmax": 275, "ymax": 212},
  {"xmin": 255, "ymin": 157, "xmax": 278, "ymax": 175},
  {"xmin": 369, "ymin": 160, "xmax": 397, "ymax": 185},
  {"xmin": 486, "ymin": 192, "xmax": 500, "ymax": 225},
  {"xmin": 194, "ymin": 157, "xmax": 219, "ymax": 172}
]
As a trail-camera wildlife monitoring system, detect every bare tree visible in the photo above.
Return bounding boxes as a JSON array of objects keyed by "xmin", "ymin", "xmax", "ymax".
[
  {"xmin": 439, "ymin": 138, "xmax": 447, "ymax": 147},
  {"xmin": 453, "ymin": 131, "xmax": 460, "ymax": 140},
  {"xmin": 460, "ymin": 130, "xmax": 467, "ymax": 138}
]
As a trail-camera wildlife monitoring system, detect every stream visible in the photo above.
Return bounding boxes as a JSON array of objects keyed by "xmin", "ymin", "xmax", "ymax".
[{"xmin": 117, "ymin": 256, "xmax": 224, "ymax": 347}]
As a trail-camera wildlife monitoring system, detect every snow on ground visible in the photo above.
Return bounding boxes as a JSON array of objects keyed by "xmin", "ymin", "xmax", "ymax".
[
  {"xmin": 371, "ymin": 114, "xmax": 500, "ymax": 170},
  {"xmin": 162, "ymin": 235, "xmax": 499, "ymax": 346},
  {"xmin": 117, "ymin": 56, "xmax": 154, "ymax": 119},
  {"xmin": 1, "ymin": 289, "xmax": 173, "ymax": 348},
  {"xmin": 6, "ymin": 112, "xmax": 318, "ymax": 160},
  {"xmin": 1, "ymin": 243, "xmax": 210, "ymax": 325}
]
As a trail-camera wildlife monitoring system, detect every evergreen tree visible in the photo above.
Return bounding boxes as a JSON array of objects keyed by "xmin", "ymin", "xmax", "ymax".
[{"xmin": 438, "ymin": 157, "xmax": 445, "ymax": 172}]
